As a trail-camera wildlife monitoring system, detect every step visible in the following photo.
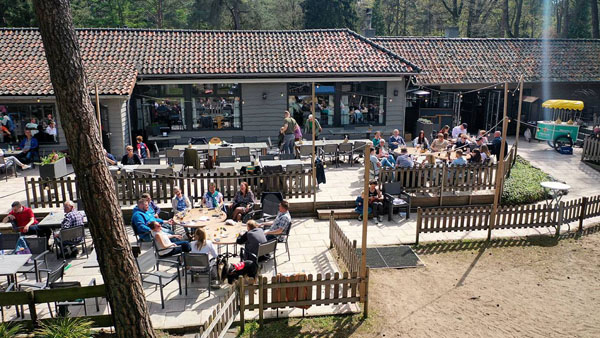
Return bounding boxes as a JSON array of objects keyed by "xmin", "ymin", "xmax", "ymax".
[{"xmin": 317, "ymin": 208, "xmax": 358, "ymax": 220}]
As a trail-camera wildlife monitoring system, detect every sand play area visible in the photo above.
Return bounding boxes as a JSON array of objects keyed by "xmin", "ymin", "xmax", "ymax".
[{"xmin": 363, "ymin": 229, "xmax": 600, "ymax": 338}]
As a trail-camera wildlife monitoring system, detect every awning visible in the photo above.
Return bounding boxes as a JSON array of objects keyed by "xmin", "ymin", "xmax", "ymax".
[
  {"xmin": 522, "ymin": 96, "xmax": 538, "ymax": 103},
  {"xmin": 542, "ymin": 99, "xmax": 584, "ymax": 111}
]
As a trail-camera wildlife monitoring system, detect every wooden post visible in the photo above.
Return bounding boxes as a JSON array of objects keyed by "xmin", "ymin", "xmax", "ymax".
[
  {"xmin": 578, "ymin": 197, "xmax": 588, "ymax": 235},
  {"xmin": 94, "ymin": 83, "xmax": 102, "ymax": 139},
  {"xmin": 416, "ymin": 207, "xmax": 422, "ymax": 245},
  {"xmin": 488, "ymin": 83, "xmax": 510, "ymax": 241},
  {"xmin": 329, "ymin": 210, "xmax": 334, "ymax": 249},
  {"xmin": 258, "ymin": 275, "xmax": 264, "ymax": 328},
  {"xmin": 238, "ymin": 277, "xmax": 245, "ymax": 333},
  {"xmin": 514, "ymin": 76, "xmax": 524, "ymax": 153},
  {"xmin": 27, "ymin": 290, "xmax": 37, "ymax": 325},
  {"xmin": 311, "ymin": 82, "xmax": 317, "ymax": 213},
  {"xmin": 556, "ymin": 201, "xmax": 564, "ymax": 237},
  {"xmin": 360, "ymin": 143, "xmax": 370, "ymax": 298},
  {"xmin": 363, "ymin": 267, "xmax": 370, "ymax": 319}
]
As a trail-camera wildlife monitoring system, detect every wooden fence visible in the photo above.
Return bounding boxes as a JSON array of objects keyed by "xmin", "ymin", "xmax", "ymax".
[
  {"xmin": 198, "ymin": 281, "xmax": 239, "ymax": 338},
  {"xmin": 416, "ymin": 194, "xmax": 600, "ymax": 244},
  {"xmin": 329, "ymin": 211, "xmax": 361, "ymax": 274},
  {"xmin": 24, "ymin": 170, "xmax": 314, "ymax": 208},
  {"xmin": 582, "ymin": 135, "xmax": 600, "ymax": 163},
  {"xmin": 0, "ymin": 284, "xmax": 109, "ymax": 328}
]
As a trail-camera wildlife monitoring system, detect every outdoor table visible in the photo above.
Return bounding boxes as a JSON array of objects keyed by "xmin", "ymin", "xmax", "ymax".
[
  {"xmin": 2, "ymin": 149, "xmax": 21, "ymax": 156},
  {"xmin": 218, "ymin": 162, "xmax": 252, "ymax": 171},
  {"xmin": 109, "ymin": 164, "xmax": 182, "ymax": 174},
  {"xmin": 260, "ymin": 159, "xmax": 307, "ymax": 168},
  {"xmin": 541, "ymin": 181, "xmax": 571, "ymax": 207},
  {"xmin": 38, "ymin": 211, "xmax": 87, "ymax": 229},
  {"xmin": 174, "ymin": 208, "xmax": 244, "ymax": 246},
  {"xmin": 295, "ymin": 139, "xmax": 371, "ymax": 147},
  {"xmin": 173, "ymin": 142, "xmax": 268, "ymax": 153},
  {"xmin": 0, "ymin": 254, "xmax": 31, "ymax": 286}
]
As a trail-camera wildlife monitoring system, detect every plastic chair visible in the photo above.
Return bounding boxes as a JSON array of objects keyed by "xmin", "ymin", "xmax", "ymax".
[
  {"xmin": 183, "ymin": 253, "xmax": 213, "ymax": 296},
  {"xmin": 383, "ymin": 182, "xmax": 411, "ymax": 221},
  {"xmin": 134, "ymin": 246, "xmax": 181, "ymax": 309},
  {"xmin": 18, "ymin": 237, "xmax": 50, "ymax": 282},
  {"xmin": 54, "ymin": 225, "xmax": 88, "ymax": 259}
]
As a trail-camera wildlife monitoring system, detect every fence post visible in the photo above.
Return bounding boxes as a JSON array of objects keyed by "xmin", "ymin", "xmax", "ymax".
[
  {"xmin": 416, "ymin": 207, "xmax": 422, "ymax": 245},
  {"xmin": 578, "ymin": 197, "xmax": 588, "ymax": 235},
  {"xmin": 238, "ymin": 277, "xmax": 245, "ymax": 333},
  {"xmin": 556, "ymin": 202, "xmax": 564, "ymax": 237},
  {"xmin": 363, "ymin": 267, "xmax": 369, "ymax": 319},
  {"xmin": 439, "ymin": 167, "xmax": 446, "ymax": 206},
  {"xmin": 329, "ymin": 211, "xmax": 334, "ymax": 249},
  {"xmin": 27, "ymin": 290, "xmax": 37, "ymax": 325},
  {"xmin": 258, "ymin": 275, "xmax": 264, "ymax": 329}
]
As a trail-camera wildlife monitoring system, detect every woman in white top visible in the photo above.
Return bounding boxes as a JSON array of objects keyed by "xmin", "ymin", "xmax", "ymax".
[
  {"xmin": 0, "ymin": 148, "xmax": 30, "ymax": 170},
  {"xmin": 190, "ymin": 228, "xmax": 220, "ymax": 287},
  {"xmin": 480, "ymin": 144, "xmax": 494, "ymax": 164},
  {"xmin": 150, "ymin": 221, "xmax": 190, "ymax": 257}
]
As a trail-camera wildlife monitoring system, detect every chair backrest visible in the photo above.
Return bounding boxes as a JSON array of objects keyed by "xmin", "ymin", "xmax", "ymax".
[
  {"xmin": 185, "ymin": 168, "xmax": 200, "ymax": 175},
  {"xmin": 299, "ymin": 145, "xmax": 312, "ymax": 156},
  {"xmin": 166, "ymin": 149, "xmax": 181, "ymax": 158},
  {"xmin": 25, "ymin": 237, "xmax": 48, "ymax": 254},
  {"xmin": 189, "ymin": 137, "xmax": 208, "ymax": 145},
  {"xmin": 383, "ymin": 182, "xmax": 403, "ymax": 195},
  {"xmin": 216, "ymin": 167, "xmax": 236, "ymax": 175},
  {"xmin": 183, "ymin": 253, "xmax": 210, "ymax": 270},
  {"xmin": 155, "ymin": 168, "xmax": 174, "ymax": 177},
  {"xmin": 143, "ymin": 158, "xmax": 161, "ymax": 165},
  {"xmin": 257, "ymin": 240, "xmax": 277, "ymax": 257},
  {"xmin": 218, "ymin": 156, "xmax": 236, "ymax": 163},
  {"xmin": 338, "ymin": 142, "xmax": 353, "ymax": 152},
  {"xmin": 171, "ymin": 157, "xmax": 184, "ymax": 164},
  {"xmin": 0, "ymin": 156, "xmax": 5, "ymax": 166},
  {"xmin": 239, "ymin": 156, "xmax": 251, "ymax": 162},
  {"xmin": 259, "ymin": 155, "xmax": 275, "ymax": 161},
  {"xmin": 323, "ymin": 144, "xmax": 338, "ymax": 153},
  {"xmin": 217, "ymin": 147, "xmax": 233, "ymax": 157},
  {"xmin": 236, "ymin": 147, "xmax": 250, "ymax": 157},
  {"xmin": 134, "ymin": 169, "xmax": 153, "ymax": 176},
  {"xmin": 285, "ymin": 164, "xmax": 303, "ymax": 173},
  {"xmin": 0, "ymin": 233, "xmax": 20, "ymax": 251},
  {"xmin": 231, "ymin": 136, "xmax": 245, "ymax": 143},
  {"xmin": 60, "ymin": 226, "xmax": 85, "ymax": 243},
  {"xmin": 245, "ymin": 136, "xmax": 258, "ymax": 143},
  {"xmin": 267, "ymin": 137, "xmax": 273, "ymax": 148},
  {"xmin": 279, "ymin": 154, "xmax": 295, "ymax": 160},
  {"xmin": 46, "ymin": 263, "xmax": 66, "ymax": 287},
  {"xmin": 354, "ymin": 141, "xmax": 366, "ymax": 152},
  {"xmin": 263, "ymin": 165, "xmax": 283, "ymax": 174},
  {"xmin": 261, "ymin": 192, "xmax": 283, "ymax": 215}
]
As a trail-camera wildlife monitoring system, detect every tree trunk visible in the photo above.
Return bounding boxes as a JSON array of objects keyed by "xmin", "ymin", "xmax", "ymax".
[
  {"xmin": 591, "ymin": 0, "xmax": 599, "ymax": 38},
  {"xmin": 563, "ymin": 0, "xmax": 570, "ymax": 38},
  {"xmin": 32, "ymin": 1, "xmax": 157, "ymax": 337},
  {"xmin": 467, "ymin": 0, "xmax": 475, "ymax": 37},
  {"xmin": 157, "ymin": 0, "xmax": 163, "ymax": 28},
  {"xmin": 402, "ymin": 0, "xmax": 408, "ymax": 35},
  {"xmin": 513, "ymin": 0, "xmax": 524, "ymax": 37},
  {"xmin": 502, "ymin": 0, "xmax": 513, "ymax": 37}
]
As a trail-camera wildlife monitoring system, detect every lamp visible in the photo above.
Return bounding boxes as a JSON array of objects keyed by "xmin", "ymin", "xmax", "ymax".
[
  {"xmin": 262, "ymin": 93, "xmax": 267, "ymax": 100},
  {"xmin": 393, "ymin": 89, "xmax": 398, "ymax": 96}
]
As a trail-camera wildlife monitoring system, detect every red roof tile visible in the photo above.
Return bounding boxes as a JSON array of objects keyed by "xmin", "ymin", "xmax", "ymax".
[{"xmin": 373, "ymin": 37, "xmax": 600, "ymax": 85}]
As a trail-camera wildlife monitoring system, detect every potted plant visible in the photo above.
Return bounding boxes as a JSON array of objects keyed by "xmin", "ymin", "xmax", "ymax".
[
  {"xmin": 38, "ymin": 152, "xmax": 68, "ymax": 179},
  {"xmin": 416, "ymin": 118, "xmax": 434, "ymax": 139}
]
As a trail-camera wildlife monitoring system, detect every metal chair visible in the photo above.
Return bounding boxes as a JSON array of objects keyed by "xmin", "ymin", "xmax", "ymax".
[
  {"xmin": 352, "ymin": 141, "xmax": 367, "ymax": 167},
  {"xmin": 266, "ymin": 137, "xmax": 280, "ymax": 155},
  {"xmin": 321, "ymin": 143, "xmax": 339, "ymax": 167},
  {"xmin": 338, "ymin": 142, "xmax": 353, "ymax": 165},
  {"xmin": 134, "ymin": 169, "xmax": 153, "ymax": 177},
  {"xmin": 183, "ymin": 253, "xmax": 213, "ymax": 296},
  {"xmin": 218, "ymin": 156, "xmax": 236, "ymax": 164},
  {"xmin": 383, "ymin": 182, "xmax": 411, "ymax": 221},
  {"xmin": 239, "ymin": 155, "xmax": 251, "ymax": 162},
  {"xmin": 285, "ymin": 164, "xmax": 303, "ymax": 173},
  {"xmin": 171, "ymin": 157, "xmax": 184, "ymax": 164},
  {"xmin": 52, "ymin": 278, "xmax": 100, "ymax": 317},
  {"xmin": 155, "ymin": 168, "xmax": 174, "ymax": 177},
  {"xmin": 256, "ymin": 240, "xmax": 278, "ymax": 275},
  {"xmin": 232, "ymin": 136, "xmax": 245, "ymax": 143},
  {"xmin": 236, "ymin": 147, "xmax": 250, "ymax": 158},
  {"xmin": 217, "ymin": 147, "xmax": 233, "ymax": 158},
  {"xmin": 54, "ymin": 225, "xmax": 88, "ymax": 259},
  {"xmin": 0, "ymin": 283, "xmax": 20, "ymax": 321},
  {"xmin": 246, "ymin": 192, "xmax": 283, "ymax": 222},
  {"xmin": 278, "ymin": 222, "xmax": 292, "ymax": 261},
  {"xmin": 259, "ymin": 155, "xmax": 275, "ymax": 161},
  {"xmin": 216, "ymin": 167, "xmax": 236, "ymax": 175},
  {"xmin": 151, "ymin": 236, "xmax": 182, "ymax": 271},
  {"xmin": 279, "ymin": 153, "xmax": 295, "ymax": 160},
  {"xmin": 0, "ymin": 233, "xmax": 20, "ymax": 254},
  {"xmin": 143, "ymin": 158, "xmax": 160, "ymax": 165},
  {"xmin": 133, "ymin": 246, "xmax": 181, "ymax": 309},
  {"xmin": 0, "ymin": 156, "xmax": 17, "ymax": 181},
  {"xmin": 184, "ymin": 148, "xmax": 201, "ymax": 170},
  {"xmin": 263, "ymin": 165, "xmax": 283, "ymax": 175},
  {"xmin": 19, "ymin": 262, "xmax": 67, "ymax": 318},
  {"xmin": 298, "ymin": 144, "xmax": 313, "ymax": 159},
  {"xmin": 18, "ymin": 237, "xmax": 50, "ymax": 282}
]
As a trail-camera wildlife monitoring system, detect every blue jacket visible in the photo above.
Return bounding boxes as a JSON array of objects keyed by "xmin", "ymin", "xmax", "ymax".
[
  {"xmin": 388, "ymin": 135, "xmax": 406, "ymax": 150},
  {"xmin": 19, "ymin": 137, "xmax": 39, "ymax": 151},
  {"xmin": 131, "ymin": 206, "xmax": 163, "ymax": 241}
]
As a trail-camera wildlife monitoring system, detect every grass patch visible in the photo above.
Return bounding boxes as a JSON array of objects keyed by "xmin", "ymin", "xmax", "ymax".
[
  {"xmin": 501, "ymin": 156, "xmax": 553, "ymax": 205},
  {"xmin": 237, "ymin": 314, "xmax": 372, "ymax": 338}
]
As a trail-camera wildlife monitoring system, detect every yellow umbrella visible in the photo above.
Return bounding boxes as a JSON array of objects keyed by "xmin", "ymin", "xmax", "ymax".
[{"xmin": 542, "ymin": 99, "xmax": 584, "ymax": 111}]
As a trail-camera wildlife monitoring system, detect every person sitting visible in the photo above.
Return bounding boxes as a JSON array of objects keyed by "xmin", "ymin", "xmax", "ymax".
[
  {"xmin": 355, "ymin": 191, "xmax": 372, "ymax": 221},
  {"xmin": 430, "ymin": 133, "xmax": 450, "ymax": 152},
  {"xmin": 368, "ymin": 181, "xmax": 384, "ymax": 223},
  {"xmin": 478, "ymin": 130, "xmax": 489, "ymax": 143},
  {"xmin": 141, "ymin": 192, "xmax": 162, "ymax": 218},
  {"xmin": 469, "ymin": 149, "xmax": 482, "ymax": 164},
  {"xmin": 17, "ymin": 130, "xmax": 39, "ymax": 164},
  {"xmin": 491, "ymin": 131, "xmax": 507, "ymax": 161},
  {"xmin": 369, "ymin": 147, "xmax": 382, "ymax": 176},
  {"xmin": 2, "ymin": 201, "xmax": 50, "ymax": 243},
  {"xmin": 452, "ymin": 123, "xmax": 468, "ymax": 139},
  {"xmin": 171, "ymin": 186, "xmax": 191, "ymax": 214},
  {"xmin": 25, "ymin": 118, "xmax": 39, "ymax": 137},
  {"xmin": 388, "ymin": 129, "xmax": 406, "ymax": 151},
  {"xmin": 0, "ymin": 148, "xmax": 30, "ymax": 170},
  {"xmin": 372, "ymin": 131, "xmax": 383, "ymax": 149},
  {"xmin": 150, "ymin": 221, "xmax": 190, "ymax": 257},
  {"xmin": 45, "ymin": 121, "xmax": 57, "ymax": 142},
  {"xmin": 454, "ymin": 133, "xmax": 471, "ymax": 150},
  {"xmin": 472, "ymin": 137, "xmax": 485, "ymax": 151},
  {"xmin": 376, "ymin": 140, "xmax": 396, "ymax": 168},
  {"xmin": 395, "ymin": 148, "xmax": 414, "ymax": 168},
  {"xmin": 229, "ymin": 182, "xmax": 255, "ymax": 222},
  {"xmin": 203, "ymin": 182, "xmax": 224, "ymax": 210},
  {"xmin": 451, "ymin": 150, "xmax": 467, "ymax": 166},
  {"xmin": 190, "ymin": 228, "xmax": 220, "ymax": 289},
  {"xmin": 136, "ymin": 135, "xmax": 150, "ymax": 160},
  {"xmin": 121, "ymin": 145, "xmax": 142, "ymax": 165},
  {"xmin": 260, "ymin": 200, "xmax": 291, "ymax": 241},
  {"xmin": 54, "ymin": 200, "xmax": 85, "ymax": 257},
  {"xmin": 438, "ymin": 125, "xmax": 450, "ymax": 136},
  {"xmin": 413, "ymin": 130, "xmax": 429, "ymax": 149},
  {"xmin": 104, "ymin": 149, "xmax": 117, "ymax": 165},
  {"xmin": 480, "ymin": 144, "xmax": 493, "ymax": 164},
  {"xmin": 236, "ymin": 220, "xmax": 267, "ymax": 261},
  {"xmin": 131, "ymin": 198, "xmax": 174, "ymax": 241}
]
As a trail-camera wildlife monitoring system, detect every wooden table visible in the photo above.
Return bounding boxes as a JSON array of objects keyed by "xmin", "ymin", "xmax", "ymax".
[
  {"xmin": 38, "ymin": 211, "xmax": 87, "ymax": 229},
  {"xmin": 0, "ymin": 254, "xmax": 31, "ymax": 286},
  {"xmin": 174, "ymin": 208, "xmax": 245, "ymax": 245}
]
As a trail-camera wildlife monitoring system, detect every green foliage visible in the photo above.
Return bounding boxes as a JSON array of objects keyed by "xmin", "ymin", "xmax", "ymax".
[
  {"xmin": 40, "ymin": 151, "xmax": 66, "ymax": 165},
  {"xmin": 501, "ymin": 156, "xmax": 553, "ymax": 205},
  {"xmin": 0, "ymin": 0, "xmax": 36, "ymax": 27},
  {"xmin": 34, "ymin": 317, "xmax": 93, "ymax": 338},
  {"xmin": 302, "ymin": 0, "xmax": 358, "ymax": 30},
  {"xmin": 238, "ymin": 314, "xmax": 370, "ymax": 338},
  {"xmin": 0, "ymin": 322, "xmax": 23, "ymax": 338}
]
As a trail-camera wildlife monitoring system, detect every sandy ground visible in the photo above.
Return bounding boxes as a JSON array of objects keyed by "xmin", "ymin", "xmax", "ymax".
[{"xmin": 360, "ymin": 229, "xmax": 600, "ymax": 338}]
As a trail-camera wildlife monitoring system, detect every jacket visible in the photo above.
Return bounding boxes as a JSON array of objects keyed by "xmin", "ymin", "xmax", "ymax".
[
  {"xmin": 19, "ymin": 137, "xmax": 39, "ymax": 151},
  {"xmin": 316, "ymin": 158, "xmax": 326, "ymax": 184},
  {"xmin": 121, "ymin": 154, "xmax": 142, "ymax": 165},
  {"xmin": 131, "ymin": 206, "xmax": 163, "ymax": 241}
]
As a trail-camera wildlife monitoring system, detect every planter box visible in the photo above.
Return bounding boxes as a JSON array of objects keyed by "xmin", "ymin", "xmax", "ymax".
[
  {"xmin": 416, "ymin": 121, "xmax": 434, "ymax": 139},
  {"xmin": 39, "ymin": 157, "xmax": 68, "ymax": 179}
]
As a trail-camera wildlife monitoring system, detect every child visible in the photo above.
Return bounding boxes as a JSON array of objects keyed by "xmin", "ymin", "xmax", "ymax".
[
  {"xmin": 136, "ymin": 135, "xmax": 150, "ymax": 159},
  {"xmin": 355, "ymin": 191, "xmax": 372, "ymax": 221}
]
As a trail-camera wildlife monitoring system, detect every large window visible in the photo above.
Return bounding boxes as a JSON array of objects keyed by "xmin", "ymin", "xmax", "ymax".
[
  {"xmin": 136, "ymin": 84, "xmax": 186, "ymax": 131},
  {"xmin": 287, "ymin": 81, "xmax": 386, "ymax": 128},
  {"xmin": 0, "ymin": 103, "xmax": 58, "ymax": 144},
  {"xmin": 192, "ymin": 83, "xmax": 241, "ymax": 130}
]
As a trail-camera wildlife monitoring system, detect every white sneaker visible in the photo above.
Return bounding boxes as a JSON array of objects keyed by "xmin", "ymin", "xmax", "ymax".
[{"xmin": 21, "ymin": 164, "xmax": 31, "ymax": 170}]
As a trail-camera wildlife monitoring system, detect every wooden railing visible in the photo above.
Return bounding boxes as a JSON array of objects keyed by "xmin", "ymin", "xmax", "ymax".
[
  {"xmin": 582, "ymin": 135, "xmax": 600, "ymax": 163},
  {"xmin": 503, "ymin": 145, "xmax": 517, "ymax": 178},
  {"xmin": 24, "ymin": 170, "xmax": 314, "ymax": 208},
  {"xmin": 0, "ymin": 284, "xmax": 109, "ymax": 328},
  {"xmin": 198, "ymin": 281, "xmax": 238, "ymax": 338},
  {"xmin": 416, "ymin": 194, "xmax": 600, "ymax": 244},
  {"xmin": 329, "ymin": 212, "xmax": 361, "ymax": 274}
]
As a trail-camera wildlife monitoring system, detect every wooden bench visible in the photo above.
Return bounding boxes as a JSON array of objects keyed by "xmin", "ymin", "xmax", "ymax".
[{"xmin": 317, "ymin": 208, "xmax": 359, "ymax": 220}]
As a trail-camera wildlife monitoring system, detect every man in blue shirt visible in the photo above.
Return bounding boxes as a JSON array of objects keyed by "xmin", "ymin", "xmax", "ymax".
[
  {"xmin": 388, "ymin": 129, "xmax": 406, "ymax": 151},
  {"xmin": 261, "ymin": 200, "xmax": 292, "ymax": 241},
  {"xmin": 131, "ymin": 198, "xmax": 174, "ymax": 241},
  {"xmin": 395, "ymin": 148, "xmax": 415, "ymax": 168},
  {"xmin": 17, "ymin": 130, "xmax": 39, "ymax": 164},
  {"xmin": 451, "ymin": 150, "xmax": 467, "ymax": 166}
]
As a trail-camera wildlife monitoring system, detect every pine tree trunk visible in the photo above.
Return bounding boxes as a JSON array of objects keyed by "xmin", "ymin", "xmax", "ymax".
[
  {"xmin": 31, "ymin": 1, "xmax": 156, "ymax": 337},
  {"xmin": 591, "ymin": 0, "xmax": 599, "ymax": 38}
]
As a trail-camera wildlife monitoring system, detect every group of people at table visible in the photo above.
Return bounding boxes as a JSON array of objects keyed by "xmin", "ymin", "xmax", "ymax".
[
  {"xmin": 369, "ymin": 123, "xmax": 506, "ymax": 172},
  {"xmin": 130, "ymin": 182, "xmax": 292, "ymax": 289}
]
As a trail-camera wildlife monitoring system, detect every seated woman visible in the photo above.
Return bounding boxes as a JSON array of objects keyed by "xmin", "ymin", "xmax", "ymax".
[
  {"xmin": 229, "ymin": 182, "xmax": 255, "ymax": 221},
  {"xmin": 190, "ymin": 228, "xmax": 220, "ymax": 288},
  {"xmin": 171, "ymin": 186, "xmax": 191, "ymax": 214},
  {"xmin": 469, "ymin": 149, "xmax": 482, "ymax": 164},
  {"xmin": 413, "ymin": 130, "xmax": 429, "ymax": 149},
  {"xmin": 0, "ymin": 148, "xmax": 30, "ymax": 170},
  {"xmin": 376, "ymin": 140, "xmax": 396, "ymax": 168},
  {"xmin": 121, "ymin": 145, "xmax": 142, "ymax": 165},
  {"xmin": 150, "ymin": 221, "xmax": 190, "ymax": 257},
  {"xmin": 480, "ymin": 145, "xmax": 493, "ymax": 164},
  {"xmin": 203, "ymin": 182, "xmax": 225, "ymax": 210}
]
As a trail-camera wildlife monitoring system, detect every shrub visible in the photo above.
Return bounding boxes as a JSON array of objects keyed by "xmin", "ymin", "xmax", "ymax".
[
  {"xmin": 35, "ymin": 317, "xmax": 93, "ymax": 338},
  {"xmin": 0, "ymin": 322, "xmax": 23, "ymax": 338},
  {"xmin": 501, "ymin": 156, "xmax": 553, "ymax": 205}
]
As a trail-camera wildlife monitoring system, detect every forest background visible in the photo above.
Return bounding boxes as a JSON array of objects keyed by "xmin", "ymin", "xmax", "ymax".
[{"xmin": 2, "ymin": 0, "xmax": 599, "ymax": 39}]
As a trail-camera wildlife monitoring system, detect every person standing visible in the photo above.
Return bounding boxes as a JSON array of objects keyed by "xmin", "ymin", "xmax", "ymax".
[
  {"xmin": 303, "ymin": 114, "xmax": 322, "ymax": 140},
  {"xmin": 491, "ymin": 131, "xmax": 507, "ymax": 161},
  {"xmin": 136, "ymin": 135, "xmax": 150, "ymax": 160},
  {"xmin": 452, "ymin": 123, "xmax": 468, "ymax": 139},
  {"xmin": 280, "ymin": 111, "xmax": 297, "ymax": 155}
]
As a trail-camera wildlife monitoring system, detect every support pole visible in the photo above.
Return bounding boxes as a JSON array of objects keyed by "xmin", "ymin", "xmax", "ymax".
[
  {"xmin": 360, "ymin": 143, "xmax": 371, "ymax": 300},
  {"xmin": 514, "ymin": 76, "xmax": 524, "ymax": 153},
  {"xmin": 488, "ymin": 82, "xmax": 510, "ymax": 241},
  {"xmin": 312, "ymin": 82, "xmax": 317, "ymax": 213},
  {"xmin": 94, "ymin": 83, "xmax": 102, "ymax": 140}
]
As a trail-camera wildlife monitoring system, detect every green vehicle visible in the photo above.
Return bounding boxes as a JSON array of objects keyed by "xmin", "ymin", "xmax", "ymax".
[{"xmin": 536, "ymin": 100, "xmax": 582, "ymax": 152}]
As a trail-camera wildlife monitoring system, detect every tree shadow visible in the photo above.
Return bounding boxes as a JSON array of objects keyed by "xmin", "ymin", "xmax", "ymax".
[{"xmin": 238, "ymin": 314, "xmax": 366, "ymax": 338}]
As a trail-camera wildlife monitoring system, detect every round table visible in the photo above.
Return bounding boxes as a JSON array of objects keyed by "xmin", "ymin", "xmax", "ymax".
[
  {"xmin": 174, "ymin": 208, "xmax": 245, "ymax": 245},
  {"xmin": 540, "ymin": 181, "xmax": 571, "ymax": 206},
  {"xmin": 392, "ymin": 148, "xmax": 470, "ymax": 165}
]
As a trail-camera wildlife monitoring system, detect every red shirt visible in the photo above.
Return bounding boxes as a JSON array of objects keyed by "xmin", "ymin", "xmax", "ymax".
[{"xmin": 9, "ymin": 207, "xmax": 38, "ymax": 233}]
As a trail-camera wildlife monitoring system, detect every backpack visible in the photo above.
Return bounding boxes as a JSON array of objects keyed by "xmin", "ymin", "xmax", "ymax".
[{"xmin": 15, "ymin": 237, "xmax": 31, "ymax": 255}]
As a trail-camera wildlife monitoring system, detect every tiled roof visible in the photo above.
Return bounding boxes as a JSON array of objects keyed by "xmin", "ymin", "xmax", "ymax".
[
  {"xmin": 373, "ymin": 37, "xmax": 600, "ymax": 85},
  {"xmin": 0, "ymin": 28, "xmax": 419, "ymax": 96}
]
